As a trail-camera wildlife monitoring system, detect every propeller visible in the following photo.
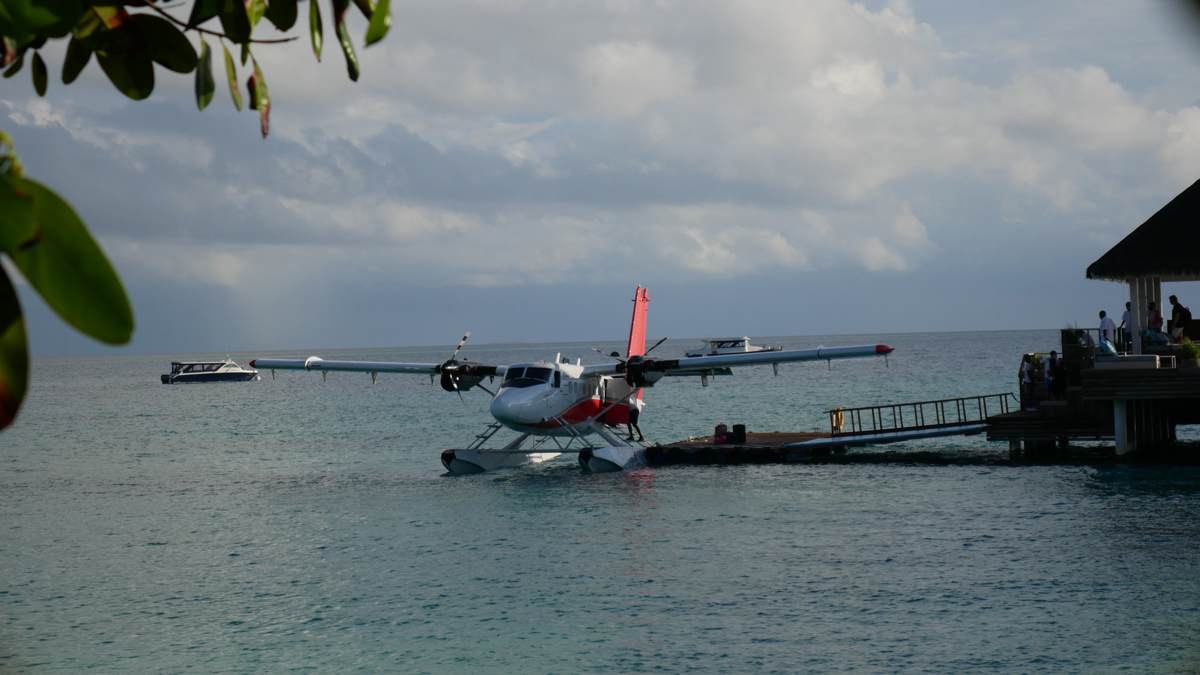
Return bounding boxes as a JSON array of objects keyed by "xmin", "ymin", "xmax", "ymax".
[
  {"xmin": 438, "ymin": 331, "xmax": 472, "ymax": 402},
  {"xmin": 449, "ymin": 331, "xmax": 470, "ymax": 362},
  {"xmin": 433, "ymin": 331, "xmax": 501, "ymax": 399},
  {"xmin": 591, "ymin": 337, "xmax": 670, "ymax": 389}
]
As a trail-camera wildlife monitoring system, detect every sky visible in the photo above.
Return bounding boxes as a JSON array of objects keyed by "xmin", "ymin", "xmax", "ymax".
[{"xmin": 3, "ymin": 0, "xmax": 1200, "ymax": 356}]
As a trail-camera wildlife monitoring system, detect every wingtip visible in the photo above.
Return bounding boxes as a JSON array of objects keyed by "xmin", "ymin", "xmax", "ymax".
[
  {"xmin": 876, "ymin": 345, "xmax": 894, "ymax": 355},
  {"xmin": 248, "ymin": 359, "xmax": 257, "ymax": 367}
]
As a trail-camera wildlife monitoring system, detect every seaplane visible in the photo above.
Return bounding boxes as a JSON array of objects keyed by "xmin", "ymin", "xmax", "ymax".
[{"xmin": 250, "ymin": 287, "xmax": 894, "ymax": 474}]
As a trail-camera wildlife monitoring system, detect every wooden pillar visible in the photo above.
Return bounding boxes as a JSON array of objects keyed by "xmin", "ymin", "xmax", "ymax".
[
  {"xmin": 1130, "ymin": 278, "xmax": 1144, "ymax": 355},
  {"xmin": 1115, "ymin": 398, "xmax": 1132, "ymax": 455},
  {"xmin": 1009, "ymin": 440, "xmax": 1022, "ymax": 461}
]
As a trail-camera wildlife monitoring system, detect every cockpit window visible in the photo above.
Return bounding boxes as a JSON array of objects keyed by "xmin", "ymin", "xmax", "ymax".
[{"xmin": 501, "ymin": 366, "xmax": 553, "ymax": 389}]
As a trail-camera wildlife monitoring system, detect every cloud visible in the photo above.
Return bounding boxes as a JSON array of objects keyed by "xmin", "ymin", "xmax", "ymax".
[
  {"xmin": 578, "ymin": 41, "xmax": 695, "ymax": 117},
  {"xmin": 4, "ymin": 0, "xmax": 1200, "ymax": 353}
]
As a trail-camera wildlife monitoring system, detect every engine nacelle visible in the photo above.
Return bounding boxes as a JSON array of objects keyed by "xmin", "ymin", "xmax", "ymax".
[
  {"xmin": 623, "ymin": 357, "xmax": 667, "ymax": 388},
  {"xmin": 439, "ymin": 361, "xmax": 499, "ymax": 392},
  {"xmin": 440, "ymin": 370, "xmax": 480, "ymax": 392}
]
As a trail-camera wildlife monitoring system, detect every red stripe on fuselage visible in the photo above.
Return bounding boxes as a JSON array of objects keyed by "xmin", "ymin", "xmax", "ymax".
[{"xmin": 526, "ymin": 397, "xmax": 635, "ymax": 428}]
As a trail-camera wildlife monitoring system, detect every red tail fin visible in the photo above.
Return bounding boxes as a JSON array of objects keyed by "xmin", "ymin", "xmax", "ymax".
[{"xmin": 626, "ymin": 286, "xmax": 650, "ymax": 358}]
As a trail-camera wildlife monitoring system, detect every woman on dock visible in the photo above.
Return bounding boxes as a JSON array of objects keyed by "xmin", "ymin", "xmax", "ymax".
[{"xmin": 1148, "ymin": 301, "xmax": 1163, "ymax": 332}]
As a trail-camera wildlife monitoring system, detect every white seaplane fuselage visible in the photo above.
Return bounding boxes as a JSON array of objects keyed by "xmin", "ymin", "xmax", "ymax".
[{"xmin": 488, "ymin": 361, "xmax": 639, "ymax": 437}]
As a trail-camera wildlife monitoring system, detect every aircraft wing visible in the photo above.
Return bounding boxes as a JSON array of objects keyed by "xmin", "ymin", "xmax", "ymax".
[
  {"xmin": 249, "ymin": 357, "xmax": 507, "ymax": 376},
  {"xmin": 658, "ymin": 344, "xmax": 893, "ymax": 372},
  {"xmin": 579, "ymin": 344, "xmax": 892, "ymax": 379}
]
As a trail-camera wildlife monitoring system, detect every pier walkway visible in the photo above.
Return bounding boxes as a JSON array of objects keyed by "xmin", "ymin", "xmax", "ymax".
[{"xmin": 646, "ymin": 393, "xmax": 1012, "ymax": 465}]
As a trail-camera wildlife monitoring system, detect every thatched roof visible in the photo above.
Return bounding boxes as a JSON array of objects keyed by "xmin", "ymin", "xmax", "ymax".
[{"xmin": 1087, "ymin": 178, "xmax": 1200, "ymax": 282}]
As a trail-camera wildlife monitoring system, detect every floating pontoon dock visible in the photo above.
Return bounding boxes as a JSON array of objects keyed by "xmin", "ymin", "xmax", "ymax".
[{"xmin": 646, "ymin": 394, "xmax": 1010, "ymax": 465}]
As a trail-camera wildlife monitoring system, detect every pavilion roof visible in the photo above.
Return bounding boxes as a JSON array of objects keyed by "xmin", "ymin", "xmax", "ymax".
[{"xmin": 1087, "ymin": 178, "xmax": 1200, "ymax": 282}]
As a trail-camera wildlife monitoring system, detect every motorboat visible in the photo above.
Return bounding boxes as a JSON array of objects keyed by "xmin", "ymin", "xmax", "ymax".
[
  {"xmin": 684, "ymin": 337, "xmax": 782, "ymax": 358},
  {"xmin": 161, "ymin": 358, "xmax": 260, "ymax": 384}
]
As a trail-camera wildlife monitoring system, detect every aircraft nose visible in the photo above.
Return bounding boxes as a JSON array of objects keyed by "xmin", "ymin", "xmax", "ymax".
[
  {"xmin": 490, "ymin": 386, "xmax": 547, "ymax": 425},
  {"xmin": 490, "ymin": 388, "xmax": 530, "ymax": 425}
]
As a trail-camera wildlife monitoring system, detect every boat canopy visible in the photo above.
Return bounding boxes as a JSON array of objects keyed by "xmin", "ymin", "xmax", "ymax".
[{"xmin": 170, "ymin": 361, "xmax": 235, "ymax": 374}]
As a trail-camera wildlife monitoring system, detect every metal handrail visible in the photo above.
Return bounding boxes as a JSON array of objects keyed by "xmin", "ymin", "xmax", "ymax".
[{"xmin": 826, "ymin": 393, "xmax": 1017, "ymax": 435}]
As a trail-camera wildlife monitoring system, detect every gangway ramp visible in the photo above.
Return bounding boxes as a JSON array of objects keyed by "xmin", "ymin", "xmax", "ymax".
[{"xmin": 786, "ymin": 393, "xmax": 1018, "ymax": 449}]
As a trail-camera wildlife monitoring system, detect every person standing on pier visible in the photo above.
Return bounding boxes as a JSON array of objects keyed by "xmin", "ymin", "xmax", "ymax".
[
  {"xmin": 1099, "ymin": 311, "xmax": 1117, "ymax": 343},
  {"xmin": 1021, "ymin": 354, "xmax": 1037, "ymax": 411},
  {"xmin": 1041, "ymin": 350, "xmax": 1058, "ymax": 397},
  {"xmin": 1170, "ymin": 295, "xmax": 1191, "ymax": 342},
  {"xmin": 626, "ymin": 406, "xmax": 645, "ymax": 443},
  {"xmin": 1148, "ymin": 301, "xmax": 1164, "ymax": 332}
]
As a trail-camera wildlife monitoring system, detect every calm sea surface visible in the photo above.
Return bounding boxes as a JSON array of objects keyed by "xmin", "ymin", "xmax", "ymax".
[{"xmin": 3, "ymin": 330, "xmax": 1200, "ymax": 673}]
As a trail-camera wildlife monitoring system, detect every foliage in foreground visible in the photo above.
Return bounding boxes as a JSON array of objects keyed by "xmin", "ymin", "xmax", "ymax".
[
  {"xmin": 0, "ymin": 0, "xmax": 394, "ymax": 427},
  {"xmin": 2, "ymin": 0, "xmax": 392, "ymax": 137},
  {"xmin": 0, "ymin": 131, "xmax": 132, "ymax": 427}
]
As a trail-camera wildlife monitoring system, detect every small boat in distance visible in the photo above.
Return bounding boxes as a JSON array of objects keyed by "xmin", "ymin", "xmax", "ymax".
[
  {"xmin": 161, "ymin": 358, "xmax": 260, "ymax": 384},
  {"xmin": 685, "ymin": 337, "xmax": 782, "ymax": 358}
]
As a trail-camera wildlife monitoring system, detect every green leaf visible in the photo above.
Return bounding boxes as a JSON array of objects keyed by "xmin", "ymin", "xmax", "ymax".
[
  {"xmin": 61, "ymin": 35, "xmax": 90, "ymax": 83},
  {"xmin": 333, "ymin": 0, "xmax": 357, "ymax": 81},
  {"xmin": 7, "ymin": 178, "xmax": 134, "ymax": 345},
  {"xmin": 364, "ymin": 0, "xmax": 390, "ymax": 46},
  {"xmin": 131, "ymin": 14, "xmax": 197, "ymax": 74},
  {"xmin": 222, "ymin": 42, "xmax": 242, "ymax": 111},
  {"xmin": 0, "ymin": 0, "xmax": 86, "ymax": 39},
  {"xmin": 218, "ymin": 0, "xmax": 251, "ymax": 43},
  {"xmin": 3, "ymin": 51, "xmax": 24, "ymax": 78},
  {"xmin": 70, "ymin": 7, "xmax": 104, "ymax": 46},
  {"xmin": 240, "ymin": 41, "xmax": 249, "ymax": 66},
  {"xmin": 96, "ymin": 51, "xmax": 154, "ymax": 100},
  {"xmin": 2, "ymin": 37, "xmax": 17, "ymax": 68},
  {"xmin": 248, "ymin": 56, "xmax": 269, "ymax": 137},
  {"xmin": 0, "ymin": 175, "xmax": 37, "ymax": 253},
  {"xmin": 31, "ymin": 51, "xmax": 46, "ymax": 95},
  {"xmin": 0, "ymin": 265, "xmax": 29, "ymax": 430},
  {"xmin": 195, "ymin": 39, "xmax": 214, "ymax": 110},
  {"xmin": 186, "ymin": 0, "xmax": 222, "ymax": 28},
  {"xmin": 309, "ymin": 0, "xmax": 322, "ymax": 62},
  {"xmin": 264, "ymin": 0, "xmax": 297, "ymax": 32},
  {"xmin": 247, "ymin": 0, "xmax": 266, "ymax": 27}
]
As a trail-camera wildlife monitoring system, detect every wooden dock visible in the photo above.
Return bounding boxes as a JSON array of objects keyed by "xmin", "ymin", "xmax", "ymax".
[
  {"xmin": 986, "ymin": 331, "xmax": 1200, "ymax": 459},
  {"xmin": 646, "ymin": 432, "xmax": 838, "ymax": 465}
]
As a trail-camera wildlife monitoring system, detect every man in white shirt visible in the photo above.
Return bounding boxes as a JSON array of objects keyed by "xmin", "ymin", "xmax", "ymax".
[{"xmin": 1099, "ymin": 310, "xmax": 1117, "ymax": 342}]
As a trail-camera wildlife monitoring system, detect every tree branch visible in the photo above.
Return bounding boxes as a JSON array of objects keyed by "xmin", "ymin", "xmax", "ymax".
[{"xmin": 142, "ymin": 3, "xmax": 299, "ymax": 43}]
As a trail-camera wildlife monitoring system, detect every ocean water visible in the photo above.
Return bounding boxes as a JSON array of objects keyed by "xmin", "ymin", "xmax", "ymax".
[{"xmin": 3, "ymin": 330, "xmax": 1200, "ymax": 673}]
